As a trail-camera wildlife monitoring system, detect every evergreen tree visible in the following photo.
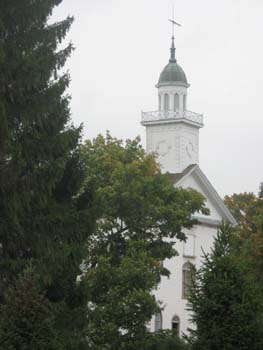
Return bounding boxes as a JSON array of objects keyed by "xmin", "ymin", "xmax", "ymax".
[
  {"xmin": 0, "ymin": 1, "xmax": 91, "ymax": 348},
  {"xmin": 187, "ymin": 223, "xmax": 263, "ymax": 350},
  {"xmin": 224, "ymin": 185, "xmax": 263, "ymax": 341}
]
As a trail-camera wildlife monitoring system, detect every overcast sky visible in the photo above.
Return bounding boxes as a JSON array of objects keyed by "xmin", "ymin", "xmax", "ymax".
[{"xmin": 53, "ymin": 0, "xmax": 263, "ymax": 197}]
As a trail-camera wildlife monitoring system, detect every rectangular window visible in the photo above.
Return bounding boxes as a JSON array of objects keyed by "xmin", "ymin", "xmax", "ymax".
[{"xmin": 183, "ymin": 234, "xmax": 195, "ymax": 258}]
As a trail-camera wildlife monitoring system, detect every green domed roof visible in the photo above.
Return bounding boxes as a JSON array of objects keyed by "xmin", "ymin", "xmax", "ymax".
[
  {"xmin": 157, "ymin": 61, "xmax": 188, "ymax": 87},
  {"xmin": 156, "ymin": 36, "xmax": 189, "ymax": 88}
]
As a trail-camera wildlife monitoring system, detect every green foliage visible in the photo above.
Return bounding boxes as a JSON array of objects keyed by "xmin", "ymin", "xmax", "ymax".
[
  {"xmin": 145, "ymin": 330, "xmax": 189, "ymax": 350},
  {"xmin": 0, "ymin": 1, "xmax": 91, "ymax": 348},
  {"xmin": 225, "ymin": 188, "xmax": 263, "ymax": 280},
  {"xmin": 187, "ymin": 222, "xmax": 263, "ymax": 350},
  {"xmin": 84, "ymin": 242, "xmax": 159, "ymax": 350},
  {"xmin": 0, "ymin": 0, "xmax": 84, "ymax": 290},
  {"xmin": 224, "ymin": 191, "xmax": 263, "ymax": 235},
  {"xmin": 0, "ymin": 268, "xmax": 60, "ymax": 350},
  {"xmin": 80, "ymin": 134, "xmax": 207, "ymax": 350},
  {"xmin": 81, "ymin": 134, "xmax": 207, "ymax": 266},
  {"xmin": 223, "ymin": 185, "xmax": 263, "ymax": 347}
]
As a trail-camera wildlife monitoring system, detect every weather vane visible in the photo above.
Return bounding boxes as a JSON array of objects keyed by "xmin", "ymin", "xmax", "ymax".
[{"xmin": 168, "ymin": 5, "xmax": 181, "ymax": 36}]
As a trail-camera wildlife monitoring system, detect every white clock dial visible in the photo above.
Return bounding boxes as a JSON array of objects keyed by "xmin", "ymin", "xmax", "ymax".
[
  {"xmin": 186, "ymin": 142, "xmax": 195, "ymax": 159},
  {"xmin": 156, "ymin": 140, "xmax": 172, "ymax": 157}
]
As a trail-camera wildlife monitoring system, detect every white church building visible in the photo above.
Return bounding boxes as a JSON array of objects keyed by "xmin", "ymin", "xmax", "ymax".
[{"xmin": 141, "ymin": 35, "xmax": 236, "ymax": 336}]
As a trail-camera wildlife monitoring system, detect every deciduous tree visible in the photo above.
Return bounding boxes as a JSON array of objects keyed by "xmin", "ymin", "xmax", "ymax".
[
  {"xmin": 225, "ymin": 186, "xmax": 263, "ymax": 280},
  {"xmin": 81, "ymin": 134, "xmax": 208, "ymax": 350}
]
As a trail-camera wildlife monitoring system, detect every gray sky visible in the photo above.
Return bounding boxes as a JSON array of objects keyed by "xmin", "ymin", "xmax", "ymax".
[{"xmin": 53, "ymin": 0, "xmax": 263, "ymax": 197}]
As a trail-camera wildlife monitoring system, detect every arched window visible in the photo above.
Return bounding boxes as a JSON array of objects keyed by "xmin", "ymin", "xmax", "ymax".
[
  {"xmin": 183, "ymin": 95, "xmax": 187, "ymax": 111},
  {"xmin": 164, "ymin": 93, "xmax": 169, "ymax": 111},
  {"xmin": 182, "ymin": 262, "xmax": 195, "ymax": 299},
  {"xmin": 174, "ymin": 93, "xmax": 179, "ymax": 111},
  {"xmin": 154, "ymin": 312, "xmax": 162, "ymax": 331},
  {"xmin": 171, "ymin": 314, "xmax": 180, "ymax": 336}
]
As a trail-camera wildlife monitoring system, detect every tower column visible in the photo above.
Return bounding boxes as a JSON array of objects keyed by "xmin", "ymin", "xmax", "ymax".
[
  {"xmin": 183, "ymin": 95, "xmax": 187, "ymax": 111},
  {"xmin": 179, "ymin": 94, "xmax": 184, "ymax": 113},
  {"xmin": 169, "ymin": 93, "xmax": 173, "ymax": 111},
  {"xmin": 160, "ymin": 93, "xmax": 164, "ymax": 111}
]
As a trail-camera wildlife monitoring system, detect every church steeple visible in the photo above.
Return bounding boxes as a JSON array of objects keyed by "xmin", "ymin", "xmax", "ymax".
[
  {"xmin": 141, "ymin": 30, "xmax": 204, "ymax": 174},
  {"xmin": 169, "ymin": 36, "xmax": 177, "ymax": 63}
]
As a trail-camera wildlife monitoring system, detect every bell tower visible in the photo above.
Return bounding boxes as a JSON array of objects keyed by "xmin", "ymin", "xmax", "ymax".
[{"xmin": 141, "ymin": 37, "xmax": 203, "ymax": 174}]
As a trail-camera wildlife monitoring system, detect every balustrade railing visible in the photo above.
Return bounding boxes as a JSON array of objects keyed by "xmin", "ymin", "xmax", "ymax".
[{"xmin": 141, "ymin": 110, "xmax": 203, "ymax": 126}]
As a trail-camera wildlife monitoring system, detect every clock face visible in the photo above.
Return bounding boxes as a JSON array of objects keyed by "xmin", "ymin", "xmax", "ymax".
[
  {"xmin": 186, "ymin": 141, "xmax": 195, "ymax": 160},
  {"xmin": 156, "ymin": 140, "xmax": 172, "ymax": 157}
]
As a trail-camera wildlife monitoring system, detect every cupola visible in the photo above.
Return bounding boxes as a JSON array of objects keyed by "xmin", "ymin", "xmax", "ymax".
[
  {"xmin": 156, "ymin": 37, "xmax": 190, "ymax": 113},
  {"xmin": 156, "ymin": 36, "xmax": 189, "ymax": 88}
]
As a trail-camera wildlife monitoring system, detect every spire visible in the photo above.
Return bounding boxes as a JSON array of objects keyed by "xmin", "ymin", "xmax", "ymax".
[{"xmin": 169, "ymin": 36, "xmax": 177, "ymax": 63}]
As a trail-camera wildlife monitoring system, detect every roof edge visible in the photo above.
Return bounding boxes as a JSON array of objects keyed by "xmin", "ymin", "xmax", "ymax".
[
  {"xmin": 169, "ymin": 164, "xmax": 237, "ymax": 226},
  {"xmin": 192, "ymin": 167, "xmax": 237, "ymax": 226},
  {"xmin": 156, "ymin": 82, "xmax": 190, "ymax": 88}
]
